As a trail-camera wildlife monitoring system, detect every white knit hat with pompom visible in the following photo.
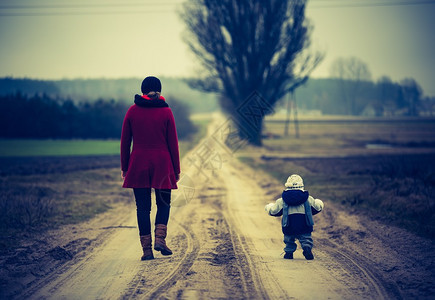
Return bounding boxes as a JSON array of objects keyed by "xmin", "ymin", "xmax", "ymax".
[{"xmin": 285, "ymin": 174, "xmax": 304, "ymax": 190}]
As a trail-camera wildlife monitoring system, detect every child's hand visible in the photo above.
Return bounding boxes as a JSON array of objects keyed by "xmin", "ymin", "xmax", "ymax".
[{"xmin": 264, "ymin": 203, "xmax": 273, "ymax": 212}]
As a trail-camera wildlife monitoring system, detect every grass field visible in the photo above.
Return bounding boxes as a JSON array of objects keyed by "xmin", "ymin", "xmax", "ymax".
[
  {"xmin": 239, "ymin": 116, "xmax": 435, "ymax": 238},
  {"xmin": 0, "ymin": 139, "xmax": 120, "ymax": 157},
  {"xmin": 0, "ymin": 119, "xmax": 209, "ymax": 158}
]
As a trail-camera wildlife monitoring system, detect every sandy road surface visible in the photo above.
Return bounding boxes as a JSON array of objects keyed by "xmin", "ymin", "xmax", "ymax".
[{"xmin": 12, "ymin": 115, "xmax": 434, "ymax": 299}]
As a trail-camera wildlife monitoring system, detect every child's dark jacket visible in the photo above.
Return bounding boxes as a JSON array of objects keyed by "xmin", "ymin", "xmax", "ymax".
[{"xmin": 265, "ymin": 189, "xmax": 324, "ymax": 235}]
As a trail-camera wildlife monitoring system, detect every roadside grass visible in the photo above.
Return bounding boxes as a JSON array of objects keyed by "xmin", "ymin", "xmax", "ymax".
[
  {"xmin": 0, "ymin": 167, "xmax": 126, "ymax": 250},
  {"xmin": 0, "ymin": 118, "xmax": 209, "ymax": 251},
  {"xmin": 239, "ymin": 117, "xmax": 435, "ymax": 239}
]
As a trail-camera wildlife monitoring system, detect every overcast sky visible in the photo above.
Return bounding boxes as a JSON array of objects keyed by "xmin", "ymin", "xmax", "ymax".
[{"xmin": 0, "ymin": 0, "xmax": 434, "ymax": 96}]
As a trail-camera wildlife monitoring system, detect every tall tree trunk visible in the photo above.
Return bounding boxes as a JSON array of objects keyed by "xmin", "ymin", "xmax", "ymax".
[
  {"xmin": 233, "ymin": 113, "xmax": 263, "ymax": 146},
  {"xmin": 284, "ymin": 92, "xmax": 291, "ymax": 137},
  {"xmin": 230, "ymin": 91, "xmax": 273, "ymax": 146},
  {"xmin": 293, "ymin": 93, "xmax": 300, "ymax": 138}
]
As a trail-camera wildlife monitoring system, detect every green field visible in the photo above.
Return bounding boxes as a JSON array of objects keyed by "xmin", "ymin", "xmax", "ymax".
[
  {"xmin": 0, "ymin": 139, "xmax": 120, "ymax": 157},
  {"xmin": 0, "ymin": 119, "xmax": 210, "ymax": 158},
  {"xmin": 0, "ymin": 138, "xmax": 200, "ymax": 159}
]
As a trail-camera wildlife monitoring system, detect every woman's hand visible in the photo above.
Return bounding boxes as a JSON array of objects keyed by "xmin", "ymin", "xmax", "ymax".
[
  {"xmin": 121, "ymin": 170, "xmax": 127, "ymax": 179},
  {"xmin": 175, "ymin": 173, "xmax": 180, "ymax": 182}
]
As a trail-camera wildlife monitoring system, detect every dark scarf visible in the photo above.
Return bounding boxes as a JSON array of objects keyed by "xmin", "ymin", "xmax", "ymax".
[
  {"xmin": 134, "ymin": 94, "xmax": 168, "ymax": 108},
  {"xmin": 281, "ymin": 189, "xmax": 314, "ymax": 227}
]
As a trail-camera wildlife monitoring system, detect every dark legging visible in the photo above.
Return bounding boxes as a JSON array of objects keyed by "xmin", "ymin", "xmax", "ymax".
[{"xmin": 133, "ymin": 188, "xmax": 171, "ymax": 236}]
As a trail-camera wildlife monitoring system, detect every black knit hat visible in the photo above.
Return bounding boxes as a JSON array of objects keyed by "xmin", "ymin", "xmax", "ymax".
[{"xmin": 141, "ymin": 76, "xmax": 162, "ymax": 94}]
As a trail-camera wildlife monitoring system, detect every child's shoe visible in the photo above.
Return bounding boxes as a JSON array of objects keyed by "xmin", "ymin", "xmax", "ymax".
[
  {"xmin": 284, "ymin": 252, "xmax": 293, "ymax": 259},
  {"xmin": 302, "ymin": 247, "xmax": 314, "ymax": 260}
]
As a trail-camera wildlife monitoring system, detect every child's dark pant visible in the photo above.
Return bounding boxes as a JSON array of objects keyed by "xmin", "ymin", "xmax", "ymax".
[
  {"xmin": 133, "ymin": 188, "xmax": 171, "ymax": 236},
  {"xmin": 284, "ymin": 233, "xmax": 313, "ymax": 253}
]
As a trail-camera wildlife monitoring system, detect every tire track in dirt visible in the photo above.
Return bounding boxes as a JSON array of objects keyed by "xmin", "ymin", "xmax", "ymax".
[
  {"xmin": 222, "ymin": 210, "xmax": 283, "ymax": 300},
  {"xmin": 23, "ymin": 215, "xmax": 142, "ymax": 299},
  {"xmin": 316, "ymin": 207, "xmax": 404, "ymax": 299},
  {"xmin": 220, "ymin": 165, "xmax": 290, "ymax": 300},
  {"xmin": 14, "ymin": 204, "xmax": 135, "ymax": 300},
  {"xmin": 208, "ymin": 188, "xmax": 272, "ymax": 300},
  {"xmin": 317, "ymin": 238, "xmax": 400, "ymax": 300},
  {"xmin": 122, "ymin": 222, "xmax": 200, "ymax": 299}
]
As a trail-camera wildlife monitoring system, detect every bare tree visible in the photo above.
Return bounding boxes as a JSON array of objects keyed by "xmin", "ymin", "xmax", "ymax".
[
  {"xmin": 180, "ymin": 0, "xmax": 323, "ymax": 145},
  {"xmin": 329, "ymin": 56, "xmax": 371, "ymax": 115}
]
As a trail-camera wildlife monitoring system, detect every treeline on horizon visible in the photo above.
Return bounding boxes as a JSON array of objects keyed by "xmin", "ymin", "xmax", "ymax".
[
  {"xmin": 0, "ymin": 77, "xmax": 219, "ymax": 114},
  {"xmin": 290, "ymin": 77, "xmax": 434, "ymax": 116},
  {"xmin": 0, "ymin": 93, "xmax": 197, "ymax": 140},
  {"xmin": 0, "ymin": 76, "xmax": 434, "ymax": 116}
]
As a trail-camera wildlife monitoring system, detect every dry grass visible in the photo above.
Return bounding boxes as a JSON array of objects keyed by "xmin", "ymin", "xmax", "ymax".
[{"xmin": 0, "ymin": 162, "xmax": 129, "ymax": 250}]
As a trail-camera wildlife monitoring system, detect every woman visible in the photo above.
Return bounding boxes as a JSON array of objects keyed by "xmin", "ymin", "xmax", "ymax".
[{"xmin": 121, "ymin": 76, "xmax": 180, "ymax": 260}]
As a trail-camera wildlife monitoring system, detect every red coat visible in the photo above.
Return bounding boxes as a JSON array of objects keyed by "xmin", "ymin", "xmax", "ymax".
[{"xmin": 121, "ymin": 95, "xmax": 180, "ymax": 189}]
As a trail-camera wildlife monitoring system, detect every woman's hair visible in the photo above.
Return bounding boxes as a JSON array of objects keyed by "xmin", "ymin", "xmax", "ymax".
[{"xmin": 146, "ymin": 91, "xmax": 161, "ymax": 100}]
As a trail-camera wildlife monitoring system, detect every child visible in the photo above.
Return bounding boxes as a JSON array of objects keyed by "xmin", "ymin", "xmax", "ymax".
[{"xmin": 265, "ymin": 174, "xmax": 324, "ymax": 260}]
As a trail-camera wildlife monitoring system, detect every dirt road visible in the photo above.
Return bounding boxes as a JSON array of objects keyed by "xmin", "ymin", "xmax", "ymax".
[{"xmin": 10, "ymin": 116, "xmax": 434, "ymax": 299}]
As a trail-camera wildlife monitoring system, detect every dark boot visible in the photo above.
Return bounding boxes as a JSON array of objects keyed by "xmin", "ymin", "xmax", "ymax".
[
  {"xmin": 154, "ymin": 224, "xmax": 172, "ymax": 256},
  {"xmin": 140, "ymin": 234, "xmax": 154, "ymax": 260},
  {"xmin": 284, "ymin": 252, "xmax": 293, "ymax": 259},
  {"xmin": 303, "ymin": 247, "xmax": 314, "ymax": 260}
]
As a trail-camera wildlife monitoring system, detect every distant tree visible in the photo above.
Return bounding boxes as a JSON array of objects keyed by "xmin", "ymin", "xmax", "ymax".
[
  {"xmin": 420, "ymin": 96, "xmax": 435, "ymax": 116},
  {"xmin": 78, "ymin": 99, "xmax": 128, "ymax": 138},
  {"xmin": 374, "ymin": 76, "xmax": 416, "ymax": 116},
  {"xmin": 59, "ymin": 99, "xmax": 81, "ymax": 138},
  {"xmin": 400, "ymin": 78, "xmax": 422, "ymax": 116},
  {"xmin": 180, "ymin": 0, "xmax": 323, "ymax": 145},
  {"xmin": 376, "ymin": 76, "xmax": 395, "ymax": 116},
  {"xmin": 329, "ymin": 56, "xmax": 371, "ymax": 115}
]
